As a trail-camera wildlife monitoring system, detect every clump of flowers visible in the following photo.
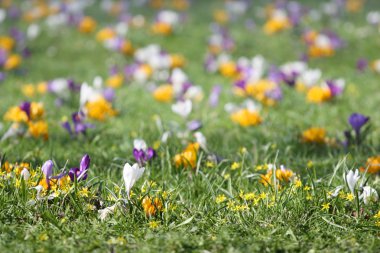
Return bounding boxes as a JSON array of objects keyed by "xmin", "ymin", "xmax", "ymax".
[
  {"xmin": 226, "ymin": 100, "xmax": 262, "ymax": 127},
  {"xmin": 152, "ymin": 10, "xmax": 180, "ymax": 35},
  {"xmin": 142, "ymin": 196, "xmax": 163, "ymax": 217},
  {"xmin": 133, "ymin": 139, "xmax": 156, "ymax": 165},
  {"xmin": 2, "ymin": 101, "xmax": 48, "ymax": 141},
  {"xmin": 303, "ymin": 30, "xmax": 344, "ymax": 58},
  {"xmin": 259, "ymin": 165, "xmax": 296, "ymax": 187},
  {"xmin": 61, "ymin": 111, "xmax": 94, "ymax": 137}
]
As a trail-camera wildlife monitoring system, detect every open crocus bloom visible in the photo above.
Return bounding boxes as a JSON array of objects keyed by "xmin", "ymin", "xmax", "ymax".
[
  {"xmin": 360, "ymin": 186, "xmax": 378, "ymax": 205},
  {"xmin": 345, "ymin": 169, "xmax": 360, "ymax": 194},
  {"xmin": 69, "ymin": 154, "xmax": 90, "ymax": 182},
  {"xmin": 123, "ymin": 163, "xmax": 145, "ymax": 199}
]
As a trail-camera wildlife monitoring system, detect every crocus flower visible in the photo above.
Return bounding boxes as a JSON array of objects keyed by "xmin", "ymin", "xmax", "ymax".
[
  {"xmin": 348, "ymin": 113, "xmax": 370, "ymax": 145},
  {"xmin": 123, "ymin": 163, "xmax": 145, "ymax": 199},
  {"xmin": 187, "ymin": 120, "xmax": 202, "ymax": 132},
  {"xmin": 171, "ymin": 99, "xmax": 192, "ymax": 118},
  {"xmin": 349, "ymin": 113, "xmax": 369, "ymax": 134},
  {"xmin": 41, "ymin": 160, "xmax": 54, "ymax": 186},
  {"xmin": 208, "ymin": 85, "xmax": 221, "ymax": 107},
  {"xmin": 345, "ymin": 169, "xmax": 360, "ymax": 194},
  {"xmin": 356, "ymin": 58, "xmax": 368, "ymax": 72},
  {"xmin": 133, "ymin": 139, "xmax": 155, "ymax": 165},
  {"xmin": 62, "ymin": 112, "xmax": 94, "ymax": 136},
  {"xmin": 360, "ymin": 186, "xmax": 378, "ymax": 205},
  {"xmin": 69, "ymin": 154, "xmax": 90, "ymax": 181},
  {"xmin": 20, "ymin": 168, "xmax": 30, "ymax": 181}
]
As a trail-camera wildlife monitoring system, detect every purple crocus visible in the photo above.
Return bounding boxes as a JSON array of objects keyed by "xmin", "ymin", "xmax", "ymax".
[
  {"xmin": 348, "ymin": 113, "xmax": 370, "ymax": 145},
  {"xmin": 187, "ymin": 120, "xmax": 202, "ymax": 132},
  {"xmin": 41, "ymin": 160, "xmax": 54, "ymax": 187},
  {"xmin": 62, "ymin": 112, "xmax": 94, "ymax": 136},
  {"xmin": 69, "ymin": 154, "xmax": 90, "ymax": 182},
  {"xmin": 208, "ymin": 85, "xmax": 222, "ymax": 107},
  {"xmin": 326, "ymin": 80, "xmax": 344, "ymax": 97},
  {"xmin": 19, "ymin": 101, "xmax": 31, "ymax": 119},
  {"xmin": 356, "ymin": 58, "xmax": 368, "ymax": 72},
  {"xmin": 133, "ymin": 147, "xmax": 156, "ymax": 165}
]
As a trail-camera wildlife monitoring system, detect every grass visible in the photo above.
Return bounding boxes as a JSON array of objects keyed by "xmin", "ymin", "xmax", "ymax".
[{"xmin": 1, "ymin": 0, "xmax": 380, "ymax": 252}]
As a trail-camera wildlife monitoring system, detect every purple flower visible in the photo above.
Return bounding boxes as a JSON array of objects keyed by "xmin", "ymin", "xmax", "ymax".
[
  {"xmin": 326, "ymin": 80, "xmax": 344, "ymax": 97},
  {"xmin": 356, "ymin": 58, "xmax": 368, "ymax": 72},
  {"xmin": 208, "ymin": 85, "xmax": 222, "ymax": 107},
  {"xmin": 19, "ymin": 101, "xmax": 31, "ymax": 119},
  {"xmin": 41, "ymin": 160, "xmax": 54, "ymax": 186},
  {"xmin": 133, "ymin": 147, "xmax": 156, "ymax": 165},
  {"xmin": 187, "ymin": 120, "xmax": 202, "ymax": 132},
  {"xmin": 62, "ymin": 112, "xmax": 94, "ymax": 136},
  {"xmin": 69, "ymin": 154, "xmax": 90, "ymax": 182},
  {"xmin": 348, "ymin": 113, "xmax": 370, "ymax": 134}
]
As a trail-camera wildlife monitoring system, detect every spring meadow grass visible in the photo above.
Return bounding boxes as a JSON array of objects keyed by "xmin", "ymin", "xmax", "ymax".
[{"xmin": 1, "ymin": 0, "xmax": 380, "ymax": 252}]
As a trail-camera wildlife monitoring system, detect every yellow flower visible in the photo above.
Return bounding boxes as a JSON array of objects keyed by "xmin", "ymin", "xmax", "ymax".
[
  {"xmin": 345, "ymin": 193, "xmax": 354, "ymax": 201},
  {"xmin": 153, "ymin": 85, "xmax": 174, "ymax": 103},
  {"xmin": 106, "ymin": 74, "xmax": 124, "ymax": 88},
  {"xmin": 4, "ymin": 54, "xmax": 22, "ymax": 70},
  {"xmin": 231, "ymin": 162, "xmax": 240, "ymax": 171},
  {"xmin": 306, "ymin": 194, "xmax": 313, "ymax": 200},
  {"xmin": 121, "ymin": 40, "xmax": 134, "ymax": 55},
  {"xmin": 0, "ymin": 36, "xmax": 15, "ymax": 51},
  {"xmin": 79, "ymin": 187, "xmax": 90, "ymax": 198},
  {"xmin": 306, "ymin": 86, "xmax": 331, "ymax": 103},
  {"xmin": 213, "ymin": 9, "xmax": 229, "ymax": 24},
  {"xmin": 243, "ymin": 192, "xmax": 256, "ymax": 201},
  {"xmin": 152, "ymin": 22, "xmax": 172, "ymax": 35},
  {"xmin": 215, "ymin": 194, "xmax": 227, "ymax": 204},
  {"xmin": 170, "ymin": 54, "xmax": 185, "ymax": 68},
  {"xmin": 30, "ymin": 102, "xmax": 45, "ymax": 120},
  {"xmin": 96, "ymin": 28, "xmax": 116, "ymax": 42},
  {"xmin": 321, "ymin": 202, "xmax": 330, "ymax": 211},
  {"xmin": 360, "ymin": 155, "xmax": 380, "ymax": 174},
  {"xmin": 263, "ymin": 17, "xmax": 291, "ymax": 35},
  {"xmin": 148, "ymin": 220, "xmax": 160, "ymax": 229},
  {"xmin": 21, "ymin": 84, "xmax": 35, "ymax": 97},
  {"xmin": 245, "ymin": 79, "xmax": 277, "ymax": 106},
  {"xmin": 223, "ymin": 173, "xmax": 230, "ymax": 180},
  {"xmin": 308, "ymin": 45, "xmax": 334, "ymax": 58},
  {"xmin": 142, "ymin": 196, "xmax": 163, "ymax": 217},
  {"xmin": 85, "ymin": 97, "xmax": 117, "ymax": 121},
  {"xmin": 219, "ymin": 61, "xmax": 237, "ymax": 78},
  {"xmin": 231, "ymin": 109, "xmax": 262, "ymax": 127},
  {"xmin": 302, "ymin": 127, "xmax": 326, "ymax": 144},
  {"xmin": 79, "ymin": 16, "xmax": 97, "ymax": 33},
  {"xmin": 28, "ymin": 120, "xmax": 48, "ymax": 140},
  {"xmin": 206, "ymin": 161, "xmax": 215, "ymax": 168},
  {"xmin": 304, "ymin": 186, "xmax": 311, "ymax": 191},
  {"xmin": 4, "ymin": 106, "xmax": 28, "ymax": 123},
  {"xmin": 37, "ymin": 82, "xmax": 48, "ymax": 94},
  {"xmin": 38, "ymin": 233, "xmax": 49, "ymax": 241},
  {"xmin": 374, "ymin": 211, "xmax": 380, "ymax": 219},
  {"xmin": 174, "ymin": 143, "xmax": 199, "ymax": 169},
  {"xmin": 294, "ymin": 179, "xmax": 302, "ymax": 188}
]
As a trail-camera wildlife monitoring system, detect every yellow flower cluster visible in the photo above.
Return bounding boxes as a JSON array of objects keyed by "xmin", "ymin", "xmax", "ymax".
[
  {"xmin": 142, "ymin": 196, "xmax": 163, "ymax": 217},
  {"xmin": 85, "ymin": 97, "xmax": 117, "ymax": 121},
  {"xmin": 174, "ymin": 142, "xmax": 199, "ymax": 169},
  {"xmin": 302, "ymin": 127, "xmax": 327, "ymax": 144},
  {"xmin": 360, "ymin": 155, "xmax": 380, "ymax": 174}
]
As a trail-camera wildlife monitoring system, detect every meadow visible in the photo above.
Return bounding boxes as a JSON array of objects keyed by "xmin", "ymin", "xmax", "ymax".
[{"xmin": 0, "ymin": 0, "xmax": 380, "ymax": 252}]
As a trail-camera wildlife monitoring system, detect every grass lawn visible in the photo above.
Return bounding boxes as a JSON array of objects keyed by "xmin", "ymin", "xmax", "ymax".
[{"xmin": 1, "ymin": 0, "xmax": 380, "ymax": 252}]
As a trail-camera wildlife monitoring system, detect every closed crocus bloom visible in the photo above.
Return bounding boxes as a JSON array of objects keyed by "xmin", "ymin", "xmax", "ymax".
[
  {"xmin": 142, "ymin": 196, "xmax": 163, "ymax": 217},
  {"xmin": 69, "ymin": 154, "xmax": 90, "ymax": 181},
  {"xmin": 306, "ymin": 86, "xmax": 331, "ymax": 103},
  {"xmin": 231, "ymin": 108, "xmax": 262, "ymax": 127},
  {"xmin": 360, "ymin": 156, "xmax": 380, "ymax": 174},
  {"xmin": 345, "ymin": 169, "xmax": 360, "ymax": 194},
  {"xmin": 30, "ymin": 102, "xmax": 44, "ymax": 120},
  {"xmin": 0, "ymin": 36, "xmax": 15, "ymax": 51},
  {"xmin": 106, "ymin": 74, "xmax": 123, "ymax": 88},
  {"xmin": 219, "ymin": 61, "xmax": 237, "ymax": 78},
  {"xmin": 123, "ymin": 163, "xmax": 145, "ymax": 199},
  {"xmin": 20, "ymin": 168, "xmax": 30, "ymax": 181},
  {"xmin": 28, "ymin": 120, "xmax": 48, "ymax": 140},
  {"xmin": 348, "ymin": 113, "xmax": 369, "ymax": 134},
  {"xmin": 41, "ymin": 160, "xmax": 54, "ymax": 186},
  {"xmin": 360, "ymin": 186, "xmax": 378, "ymax": 205}
]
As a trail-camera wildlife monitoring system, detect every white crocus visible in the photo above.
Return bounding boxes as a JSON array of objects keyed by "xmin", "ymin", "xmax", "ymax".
[
  {"xmin": 79, "ymin": 82, "xmax": 102, "ymax": 108},
  {"xmin": 171, "ymin": 99, "xmax": 192, "ymax": 118},
  {"xmin": 20, "ymin": 168, "xmax": 30, "ymax": 181},
  {"xmin": 98, "ymin": 203, "xmax": 118, "ymax": 221},
  {"xmin": 360, "ymin": 186, "xmax": 379, "ymax": 205},
  {"xmin": 0, "ymin": 9, "xmax": 6, "ymax": 23},
  {"xmin": 27, "ymin": 24, "xmax": 40, "ymax": 40},
  {"xmin": 345, "ymin": 169, "xmax": 360, "ymax": 194},
  {"xmin": 194, "ymin": 132, "xmax": 207, "ymax": 151},
  {"xmin": 123, "ymin": 163, "xmax": 145, "ymax": 199},
  {"xmin": 133, "ymin": 139, "xmax": 147, "ymax": 151}
]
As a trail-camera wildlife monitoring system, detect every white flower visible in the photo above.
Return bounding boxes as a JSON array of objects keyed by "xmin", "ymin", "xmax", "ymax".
[
  {"xmin": 298, "ymin": 69, "xmax": 321, "ymax": 87},
  {"xmin": 0, "ymin": 9, "xmax": 6, "ymax": 23},
  {"xmin": 157, "ymin": 10, "xmax": 179, "ymax": 25},
  {"xmin": 27, "ymin": 24, "xmax": 40, "ymax": 40},
  {"xmin": 360, "ymin": 186, "xmax": 378, "ymax": 205},
  {"xmin": 345, "ymin": 169, "xmax": 360, "ymax": 194},
  {"xmin": 330, "ymin": 185, "xmax": 344, "ymax": 198},
  {"xmin": 161, "ymin": 131, "xmax": 171, "ymax": 143},
  {"xmin": 280, "ymin": 61, "xmax": 307, "ymax": 76},
  {"xmin": 79, "ymin": 82, "xmax": 102, "ymax": 108},
  {"xmin": 98, "ymin": 203, "xmax": 118, "ymax": 221},
  {"xmin": 171, "ymin": 99, "xmax": 192, "ymax": 118},
  {"xmin": 367, "ymin": 11, "xmax": 380, "ymax": 25},
  {"xmin": 133, "ymin": 139, "xmax": 147, "ymax": 151},
  {"xmin": 20, "ymin": 168, "xmax": 30, "ymax": 181},
  {"xmin": 194, "ymin": 132, "xmax": 207, "ymax": 151},
  {"xmin": 123, "ymin": 163, "xmax": 145, "ymax": 199},
  {"xmin": 184, "ymin": 86, "xmax": 203, "ymax": 102},
  {"xmin": 1, "ymin": 123, "xmax": 24, "ymax": 141}
]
